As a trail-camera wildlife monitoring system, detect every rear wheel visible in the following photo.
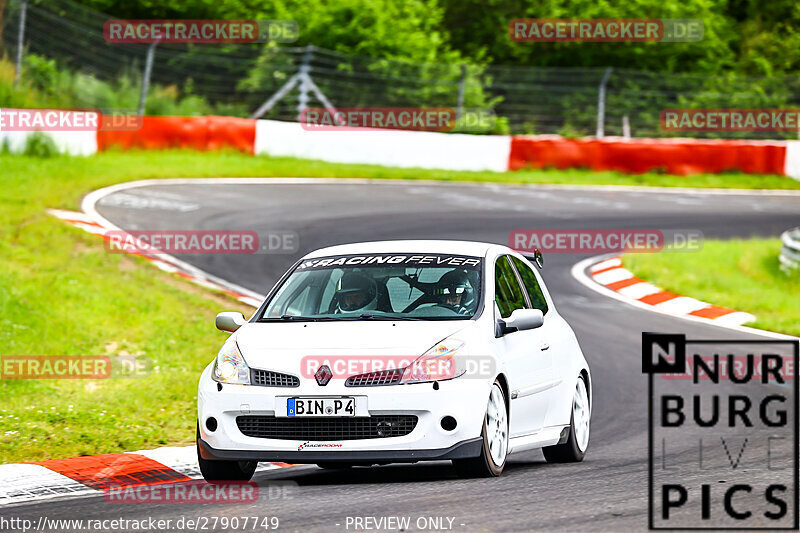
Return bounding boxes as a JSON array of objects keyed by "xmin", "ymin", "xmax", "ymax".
[
  {"xmin": 543, "ymin": 375, "xmax": 590, "ymax": 463},
  {"xmin": 453, "ymin": 380, "xmax": 508, "ymax": 477},
  {"xmin": 197, "ymin": 424, "xmax": 257, "ymax": 482}
]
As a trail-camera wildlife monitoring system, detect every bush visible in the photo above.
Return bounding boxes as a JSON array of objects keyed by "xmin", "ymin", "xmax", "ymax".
[
  {"xmin": 0, "ymin": 54, "xmax": 221, "ymax": 117},
  {"xmin": 22, "ymin": 132, "xmax": 59, "ymax": 158}
]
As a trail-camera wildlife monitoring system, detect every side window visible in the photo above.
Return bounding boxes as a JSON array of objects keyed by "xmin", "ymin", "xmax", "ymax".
[
  {"xmin": 495, "ymin": 256, "xmax": 527, "ymax": 318},
  {"xmin": 512, "ymin": 257, "xmax": 549, "ymax": 315}
]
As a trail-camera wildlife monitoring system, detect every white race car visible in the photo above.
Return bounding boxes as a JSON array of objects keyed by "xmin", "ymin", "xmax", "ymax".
[{"xmin": 197, "ymin": 240, "xmax": 591, "ymax": 480}]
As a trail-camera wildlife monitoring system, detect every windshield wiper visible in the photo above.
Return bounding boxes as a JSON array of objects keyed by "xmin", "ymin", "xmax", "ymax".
[
  {"xmin": 260, "ymin": 314, "xmax": 425, "ymax": 322},
  {"xmin": 258, "ymin": 315, "xmax": 321, "ymax": 322},
  {"xmin": 356, "ymin": 314, "xmax": 424, "ymax": 321}
]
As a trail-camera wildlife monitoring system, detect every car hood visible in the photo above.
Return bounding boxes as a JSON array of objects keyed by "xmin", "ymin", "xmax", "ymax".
[{"xmin": 234, "ymin": 321, "xmax": 470, "ymax": 373}]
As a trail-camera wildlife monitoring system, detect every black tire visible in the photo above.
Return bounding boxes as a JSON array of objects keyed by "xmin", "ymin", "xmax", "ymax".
[
  {"xmin": 453, "ymin": 380, "xmax": 508, "ymax": 478},
  {"xmin": 543, "ymin": 376, "xmax": 589, "ymax": 463},
  {"xmin": 197, "ymin": 423, "xmax": 257, "ymax": 483}
]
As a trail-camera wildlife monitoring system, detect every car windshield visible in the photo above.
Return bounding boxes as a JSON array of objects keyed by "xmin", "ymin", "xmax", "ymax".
[{"xmin": 259, "ymin": 253, "xmax": 483, "ymax": 321}]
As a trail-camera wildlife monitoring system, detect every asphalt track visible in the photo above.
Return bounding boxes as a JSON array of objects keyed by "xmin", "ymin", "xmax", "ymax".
[{"xmin": 6, "ymin": 180, "xmax": 800, "ymax": 532}]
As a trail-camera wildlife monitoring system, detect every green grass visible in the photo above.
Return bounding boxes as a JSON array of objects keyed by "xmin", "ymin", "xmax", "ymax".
[
  {"xmin": 3, "ymin": 150, "xmax": 800, "ymax": 195},
  {"xmin": 1, "ymin": 150, "xmax": 799, "ymax": 464},
  {"xmin": 623, "ymin": 239, "xmax": 800, "ymax": 337}
]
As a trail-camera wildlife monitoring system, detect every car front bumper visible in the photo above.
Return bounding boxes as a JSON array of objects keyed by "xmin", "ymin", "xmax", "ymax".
[
  {"xmin": 197, "ymin": 364, "xmax": 490, "ymax": 463},
  {"xmin": 197, "ymin": 436, "xmax": 483, "ymax": 463}
]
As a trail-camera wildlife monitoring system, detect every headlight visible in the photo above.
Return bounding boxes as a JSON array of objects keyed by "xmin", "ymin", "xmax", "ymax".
[
  {"xmin": 212, "ymin": 337, "xmax": 251, "ymax": 385},
  {"xmin": 400, "ymin": 339, "xmax": 466, "ymax": 384}
]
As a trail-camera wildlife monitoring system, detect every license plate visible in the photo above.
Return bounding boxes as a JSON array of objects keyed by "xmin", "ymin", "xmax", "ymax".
[{"xmin": 287, "ymin": 397, "xmax": 355, "ymax": 417}]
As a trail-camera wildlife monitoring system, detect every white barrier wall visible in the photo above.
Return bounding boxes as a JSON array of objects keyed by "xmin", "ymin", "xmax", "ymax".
[
  {"xmin": 254, "ymin": 119, "xmax": 512, "ymax": 172},
  {"xmin": 0, "ymin": 130, "xmax": 98, "ymax": 156},
  {"xmin": 0, "ymin": 110, "xmax": 99, "ymax": 155}
]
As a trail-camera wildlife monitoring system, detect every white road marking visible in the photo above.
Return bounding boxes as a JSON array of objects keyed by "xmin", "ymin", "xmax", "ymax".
[
  {"xmin": 589, "ymin": 257, "xmax": 621, "ymax": 272},
  {"xmin": 651, "ymin": 296, "xmax": 710, "ymax": 314},
  {"xmin": 617, "ymin": 282, "xmax": 661, "ymax": 299},
  {"xmin": 98, "ymin": 192, "xmax": 199, "ymax": 212},
  {"xmin": 714, "ymin": 311, "xmax": 758, "ymax": 325},
  {"xmin": 592, "ymin": 267, "xmax": 633, "ymax": 285},
  {"xmin": 0, "ymin": 464, "xmax": 94, "ymax": 506}
]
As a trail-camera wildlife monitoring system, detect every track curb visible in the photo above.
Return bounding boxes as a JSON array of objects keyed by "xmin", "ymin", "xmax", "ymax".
[
  {"xmin": 588, "ymin": 255, "xmax": 756, "ymax": 325},
  {"xmin": 0, "ymin": 445, "xmax": 293, "ymax": 507},
  {"xmin": 571, "ymin": 254, "xmax": 798, "ymax": 340}
]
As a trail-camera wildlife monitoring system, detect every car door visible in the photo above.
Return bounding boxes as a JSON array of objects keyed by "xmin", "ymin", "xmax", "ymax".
[
  {"xmin": 511, "ymin": 255, "xmax": 578, "ymax": 426},
  {"xmin": 494, "ymin": 255, "xmax": 555, "ymax": 437}
]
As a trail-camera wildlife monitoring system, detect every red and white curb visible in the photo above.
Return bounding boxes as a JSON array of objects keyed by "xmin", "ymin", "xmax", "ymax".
[
  {"xmin": 572, "ymin": 254, "xmax": 800, "ymax": 341},
  {"xmin": 48, "ymin": 209, "xmax": 265, "ymax": 309},
  {"xmin": 0, "ymin": 446, "xmax": 292, "ymax": 506},
  {"xmin": 587, "ymin": 256, "xmax": 756, "ymax": 326}
]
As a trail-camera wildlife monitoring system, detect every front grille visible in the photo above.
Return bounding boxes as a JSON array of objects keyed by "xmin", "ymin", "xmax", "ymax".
[
  {"xmin": 236, "ymin": 415, "xmax": 418, "ymax": 440},
  {"xmin": 345, "ymin": 369, "xmax": 403, "ymax": 387},
  {"xmin": 251, "ymin": 369, "xmax": 300, "ymax": 387}
]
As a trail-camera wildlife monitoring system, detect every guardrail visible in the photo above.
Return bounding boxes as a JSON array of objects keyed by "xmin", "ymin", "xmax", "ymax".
[{"xmin": 779, "ymin": 227, "xmax": 800, "ymax": 272}]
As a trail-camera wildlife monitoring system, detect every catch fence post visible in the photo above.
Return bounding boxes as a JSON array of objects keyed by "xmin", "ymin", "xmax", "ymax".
[
  {"xmin": 137, "ymin": 42, "xmax": 158, "ymax": 117},
  {"xmin": 296, "ymin": 44, "xmax": 314, "ymax": 120},
  {"xmin": 13, "ymin": 0, "xmax": 27, "ymax": 86},
  {"xmin": 596, "ymin": 67, "xmax": 613, "ymax": 138}
]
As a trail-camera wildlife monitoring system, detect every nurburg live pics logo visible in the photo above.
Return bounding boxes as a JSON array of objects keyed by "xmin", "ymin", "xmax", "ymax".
[{"xmin": 642, "ymin": 332, "xmax": 799, "ymax": 530}]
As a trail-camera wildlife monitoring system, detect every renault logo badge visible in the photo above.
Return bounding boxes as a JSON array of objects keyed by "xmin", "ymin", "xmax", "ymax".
[{"xmin": 315, "ymin": 365, "xmax": 332, "ymax": 386}]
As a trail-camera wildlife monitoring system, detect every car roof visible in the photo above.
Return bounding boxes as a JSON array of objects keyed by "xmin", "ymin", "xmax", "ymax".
[{"xmin": 303, "ymin": 240, "xmax": 503, "ymax": 259}]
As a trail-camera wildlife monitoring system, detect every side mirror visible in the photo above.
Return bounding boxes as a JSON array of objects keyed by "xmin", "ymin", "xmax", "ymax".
[
  {"xmin": 521, "ymin": 249, "xmax": 544, "ymax": 269},
  {"xmin": 532, "ymin": 249, "xmax": 544, "ymax": 269},
  {"xmin": 496, "ymin": 308, "xmax": 544, "ymax": 337},
  {"xmin": 216, "ymin": 312, "xmax": 246, "ymax": 333}
]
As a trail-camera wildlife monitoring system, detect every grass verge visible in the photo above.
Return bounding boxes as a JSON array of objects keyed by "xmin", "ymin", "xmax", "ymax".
[
  {"xmin": 623, "ymin": 239, "xmax": 800, "ymax": 337},
  {"xmin": 1, "ymin": 150, "xmax": 798, "ymax": 463}
]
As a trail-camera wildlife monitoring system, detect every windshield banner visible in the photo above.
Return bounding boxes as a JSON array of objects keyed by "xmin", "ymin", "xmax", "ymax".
[{"xmin": 296, "ymin": 254, "xmax": 482, "ymax": 271}]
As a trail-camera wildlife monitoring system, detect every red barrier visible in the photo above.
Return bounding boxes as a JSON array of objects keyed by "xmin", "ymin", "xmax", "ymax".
[
  {"xmin": 95, "ymin": 115, "xmax": 790, "ymax": 177},
  {"xmin": 509, "ymin": 136, "xmax": 787, "ymax": 176},
  {"xmin": 98, "ymin": 116, "xmax": 255, "ymax": 153}
]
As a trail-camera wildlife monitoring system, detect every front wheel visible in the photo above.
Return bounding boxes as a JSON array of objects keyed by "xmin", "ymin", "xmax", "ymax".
[
  {"xmin": 543, "ymin": 375, "xmax": 590, "ymax": 463},
  {"xmin": 453, "ymin": 380, "xmax": 508, "ymax": 477},
  {"xmin": 197, "ymin": 424, "xmax": 257, "ymax": 482},
  {"xmin": 198, "ymin": 454, "xmax": 257, "ymax": 482}
]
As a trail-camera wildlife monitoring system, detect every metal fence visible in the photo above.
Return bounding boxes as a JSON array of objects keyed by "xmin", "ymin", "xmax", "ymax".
[
  {"xmin": 780, "ymin": 228, "xmax": 800, "ymax": 273},
  {"xmin": 3, "ymin": 0, "xmax": 800, "ymax": 139}
]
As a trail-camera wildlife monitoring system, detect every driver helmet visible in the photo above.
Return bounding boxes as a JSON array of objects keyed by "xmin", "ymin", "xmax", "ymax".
[
  {"xmin": 433, "ymin": 269, "xmax": 473, "ymax": 308},
  {"xmin": 335, "ymin": 272, "xmax": 378, "ymax": 312}
]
